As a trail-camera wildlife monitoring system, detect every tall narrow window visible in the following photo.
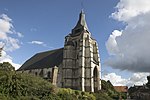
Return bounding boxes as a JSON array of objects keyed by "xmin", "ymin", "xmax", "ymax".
[
  {"xmin": 39, "ymin": 69, "xmax": 43, "ymax": 77},
  {"xmin": 35, "ymin": 72, "xmax": 38, "ymax": 76},
  {"xmin": 47, "ymin": 71, "xmax": 51, "ymax": 78}
]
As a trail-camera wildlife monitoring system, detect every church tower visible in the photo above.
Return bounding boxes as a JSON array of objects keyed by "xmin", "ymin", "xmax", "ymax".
[{"xmin": 62, "ymin": 10, "xmax": 101, "ymax": 92}]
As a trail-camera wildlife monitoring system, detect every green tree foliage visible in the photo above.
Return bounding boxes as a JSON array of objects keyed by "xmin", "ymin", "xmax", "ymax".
[
  {"xmin": 58, "ymin": 88, "xmax": 95, "ymax": 100},
  {"xmin": 0, "ymin": 62, "xmax": 96, "ymax": 100},
  {"xmin": 101, "ymin": 80, "xmax": 127, "ymax": 99},
  {"xmin": 101, "ymin": 80, "xmax": 120, "ymax": 99},
  {"xmin": 101, "ymin": 80, "xmax": 115, "ymax": 92},
  {"xmin": 94, "ymin": 91, "xmax": 112, "ymax": 100},
  {"xmin": 0, "ymin": 62, "xmax": 15, "ymax": 71},
  {"xmin": 0, "ymin": 62, "xmax": 122, "ymax": 100},
  {"xmin": 0, "ymin": 62, "xmax": 57, "ymax": 99}
]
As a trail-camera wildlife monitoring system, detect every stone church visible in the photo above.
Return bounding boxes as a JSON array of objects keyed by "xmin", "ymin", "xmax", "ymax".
[{"xmin": 18, "ymin": 10, "xmax": 101, "ymax": 92}]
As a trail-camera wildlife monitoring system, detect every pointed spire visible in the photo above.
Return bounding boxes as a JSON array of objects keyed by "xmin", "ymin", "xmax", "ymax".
[{"xmin": 75, "ymin": 9, "xmax": 88, "ymax": 30}]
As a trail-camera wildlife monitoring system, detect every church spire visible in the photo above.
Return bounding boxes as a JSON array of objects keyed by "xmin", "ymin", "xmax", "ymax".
[
  {"xmin": 75, "ymin": 9, "xmax": 88, "ymax": 30},
  {"xmin": 72, "ymin": 10, "xmax": 89, "ymax": 34}
]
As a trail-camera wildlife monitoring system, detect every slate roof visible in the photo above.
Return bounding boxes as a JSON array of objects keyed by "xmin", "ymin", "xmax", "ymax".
[
  {"xmin": 74, "ymin": 10, "xmax": 88, "ymax": 30},
  {"xmin": 18, "ymin": 48, "xmax": 63, "ymax": 71},
  {"xmin": 71, "ymin": 10, "xmax": 89, "ymax": 36}
]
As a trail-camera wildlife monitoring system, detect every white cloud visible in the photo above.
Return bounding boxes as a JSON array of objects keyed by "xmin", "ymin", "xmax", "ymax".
[
  {"xmin": 102, "ymin": 73, "xmax": 127, "ymax": 86},
  {"xmin": 0, "ymin": 14, "xmax": 12, "ymax": 22},
  {"xmin": 102, "ymin": 72, "xmax": 150, "ymax": 87},
  {"xmin": 0, "ymin": 13, "xmax": 22, "ymax": 51},
  {"xmin": 0, "ymin": 50, "xmax": 21, "ymax": 70},
  {"xmin": 16, "ymin": 32, "xmax": 23, "ymax": 37},
  {"xmin": 29, "ymin": 41, "xmax": 43, "ymax": 45},
  {"xmin": 30, "ymin": 28, "xmax": 37, "ymax": 32},
  {"xmin": 0, "ymin": 32, "xmax": 7, "ymax": 40},
  {"xmin": 106, "ymin": 30, "xmax": 122, "ymax": 55},
  {"xmin": 0, "ymin": 13, "xmax": 22, "ymax": 69},
  {"xmin": 105, "ymin": 0, "xmax": 150, "ymax": 72},
  {"xmin": 6, "ymin": 37, "xmax": 20, "ymax": 51},
  {"xmin": 111, "ymin": 0, "xmax": 150, "ymax": 21},
  {"xmin": 0, "ymin": 17, "xmax": 12, "ymax": 34},
  {"xmin": 128, "ymin": 73, "xmax": 149, "ymax": 86},
  {"xmin": 28, "ymin": 40, "xmax": 47, "ymax": 47}
]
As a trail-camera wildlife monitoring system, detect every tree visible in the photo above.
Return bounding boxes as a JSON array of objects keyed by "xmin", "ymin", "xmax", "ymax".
[
  {"xmin": 0, "ymin": 47, "xmax": 3, "ymax": 57},
  {"xmin": 0, "ymin": 62, "xmax": 15, "ymax": 71},
  {"xmin": 0, "ymin": 45, "xmax": 4, "ymax": 57}
]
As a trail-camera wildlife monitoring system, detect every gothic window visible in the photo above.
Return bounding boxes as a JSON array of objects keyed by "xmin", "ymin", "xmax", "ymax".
[
  {"xmin": 35, "ymin": 72, "xmax": 38, "ymax": 76},
  {"xmin": 93, "ymin": 43, "xmax": 98, "ymax": 64},
  {"xmin": 74, "ymin": 41, "xmax": 77, "ymax": 47},
  {"xmin": 29, "ymin": 70, "xmax": 32, "ymax": 73},
  {"xmin": 65, "ymin": 36, "xmax": 69, "ymax": 43},
  {"xmin": 47, "ymin": 71, "xmax": 51, "ymax": 78},
  {"xmin": 76, "ymin": 54, "xmax": 79, "ymax": 59},
  {"xmin": 39, "ymin": 69, "xmax": 43, "ymax": 77},
  {"xmin": 62, "ymin": 82, "xmax": 64, "ymax": 87},
  {"xmin": 93, "ymin": 67, "xmax": 98, "ymax": 92}
]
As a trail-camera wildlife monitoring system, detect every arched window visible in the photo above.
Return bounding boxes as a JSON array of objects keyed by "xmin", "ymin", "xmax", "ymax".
[
  {"xmin": 93, "ymin": 67, "xmax": 98, "ymax": 92},
  {"xmin": 35, "ymin": 72, "xmax": 38, "ymax": 76},
  {"xmin": 47, "ymin": 71, "xmax": 51, "ymax": 78},
  {"xmin": 39, "ymin": 69, "xmax": 43, "ymax": 77},
  {"xmin": 29, "ymin": 70, "xmax": 32, "ymax": 73}
]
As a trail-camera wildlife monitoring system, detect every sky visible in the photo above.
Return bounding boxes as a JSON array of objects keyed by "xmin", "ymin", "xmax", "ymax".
[{"xmin": 0, "ymin": 0, "xmax": 150, "ymax": 87}]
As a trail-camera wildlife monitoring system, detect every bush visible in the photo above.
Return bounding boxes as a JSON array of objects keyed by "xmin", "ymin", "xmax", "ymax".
[
  {"xmin": 57, "ymin": 88, "xmax": 95, "ymax": 100},
  {"xmin": 101, "ymin": 80, "xmax": 120, "ymax": 99},
  {"xmin": 0, "ymin": 64, "xmax": 57, "ymax": 99},
  {"xmin": 94, "ymin": 91, "xmax": 113, "ymax": 100},
  {"xmin": 0, "ymin": 62, "xmax": 119, "ymax": 99}
]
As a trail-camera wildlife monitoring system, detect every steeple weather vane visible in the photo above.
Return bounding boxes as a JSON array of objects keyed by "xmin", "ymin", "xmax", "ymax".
[{"xmin": 81, "ymin": 0, "xmax": 84, "ymax": 10}]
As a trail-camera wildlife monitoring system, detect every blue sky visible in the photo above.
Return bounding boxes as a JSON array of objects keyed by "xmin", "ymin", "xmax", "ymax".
[
  {"xmin": 0, "ymin": 0, "xmax": 119, "ymax": 67},
  {"xmin": 0, "ymin": 0, "xmax": 150, "ymax": 86},
  {"xmin": 0, "ymin": 0, "xmax": 118, "ymax": 62}
]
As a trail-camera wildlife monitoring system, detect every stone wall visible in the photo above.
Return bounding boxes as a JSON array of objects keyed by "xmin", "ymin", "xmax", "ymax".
[
  {"xmin": 62, "ymin": 30, "xmax": 101, "ymax": 92},
  {"xmin": 20, "ymin": 65, "xmax": 62, "ymax": 86}
]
